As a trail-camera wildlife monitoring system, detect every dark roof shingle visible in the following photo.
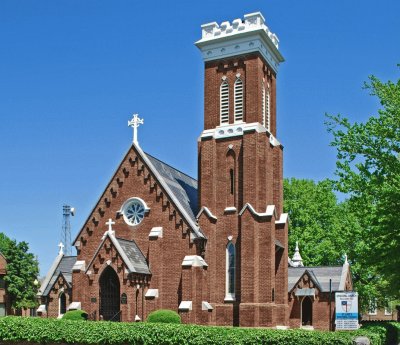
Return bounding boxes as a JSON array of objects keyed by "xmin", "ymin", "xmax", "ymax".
[{"xmin": 42, "ymin": 256, "xmax": 76, "ymax": 296}]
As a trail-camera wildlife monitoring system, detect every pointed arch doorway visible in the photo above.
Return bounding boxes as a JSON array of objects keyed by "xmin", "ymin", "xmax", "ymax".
[
  {"xmin": 301, "ymin": 296, "xmax": 313, "ymax": 326},
  {"xmin": 99, "ymin": 266, "xmax": 120, "ymax": 321}
]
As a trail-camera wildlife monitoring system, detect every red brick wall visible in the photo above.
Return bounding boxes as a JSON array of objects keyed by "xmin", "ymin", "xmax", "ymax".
[
  {"xmin": 203, "ymin": 53, "xmax": 277, "ymax": 137},
  {"xmin": 72, "ymin": 145, "xmax": 199, "ymax": 322},
  {"xmin": 198, "ymin": 51, "xmax": 287, "ymax": 327},
  {"xmin": 46, "ymin": 275, "xmax": 72, "ymax": 318}
]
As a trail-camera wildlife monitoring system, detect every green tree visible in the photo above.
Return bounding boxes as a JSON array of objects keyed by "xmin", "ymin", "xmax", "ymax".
[
  {"xmin": 326, "ymin": 69, "xmax": 400, "ymax": 300},
  {"xmin": 0, "ymin": 232, "xmax": 39, "ymax": 310},
  {"xmin": 283, "ymin": 178, "xmax": 385, "ymax": 311}
]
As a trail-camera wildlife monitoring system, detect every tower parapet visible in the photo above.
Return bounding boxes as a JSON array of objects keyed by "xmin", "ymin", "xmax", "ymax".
[{"xmin": 195, "ymin": 12, "xmax": 284, "ymax": 72}]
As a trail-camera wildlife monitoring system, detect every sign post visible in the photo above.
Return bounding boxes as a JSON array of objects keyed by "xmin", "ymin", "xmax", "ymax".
[{"xmin": 335, "ymin": 292, "xmax": 359, "ymax": 330}]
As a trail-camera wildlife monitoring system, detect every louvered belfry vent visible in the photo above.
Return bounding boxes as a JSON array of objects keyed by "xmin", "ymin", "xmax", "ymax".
[
  {"xmin": 234, "ymin": 78, "xmax": 243, "ymax": 122},
  {"xmin": 220, "ymin": 80, "xmax": 229, "ymax": 124}
]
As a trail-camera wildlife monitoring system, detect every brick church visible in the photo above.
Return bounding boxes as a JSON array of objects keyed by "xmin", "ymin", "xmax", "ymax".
[{"xmin": 37, "ymin": 12, "xmax": 352, "ymax": 329}]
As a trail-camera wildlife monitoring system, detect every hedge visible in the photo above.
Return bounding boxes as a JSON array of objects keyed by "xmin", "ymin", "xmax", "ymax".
[
  {"xmin": 146, "ymin": 309, "xmax": 181, "ymax": 324},
  {"xmin": 0, "ymin": 316, "xmax": 398, "ymax": 345},
  {"xmin": 62, "ymin": 310, "xmax": 88, "ymax": 321}
]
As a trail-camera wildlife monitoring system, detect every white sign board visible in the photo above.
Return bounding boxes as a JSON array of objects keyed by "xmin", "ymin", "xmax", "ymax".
[{"xmin": 335, "ymin": 292, "xmax": 359, "ymax": 330}]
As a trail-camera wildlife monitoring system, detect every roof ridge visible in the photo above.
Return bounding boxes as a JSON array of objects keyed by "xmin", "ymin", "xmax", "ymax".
[{"xmin": 145, "ymin": 152, "xmax": 197, "ymax": 182}]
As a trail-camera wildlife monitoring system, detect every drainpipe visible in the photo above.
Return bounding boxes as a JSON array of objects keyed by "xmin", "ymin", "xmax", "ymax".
[{"xmin": 329, "ymin": 279, "xmax": 332, "ymax": 331}]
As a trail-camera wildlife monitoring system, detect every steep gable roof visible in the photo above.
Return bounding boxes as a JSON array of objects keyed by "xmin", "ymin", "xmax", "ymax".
[
  {"xmin": 73, "ymin": 143, "xmax": 204, "ymax": 246},
  {"xmin": 146, "ymin": 153, "xmax": 198, "ymax": 223},
  {"xmin": 40, "ymin": 256, "xmax": 77, "ymax": 296},
  {"xmin": 288, "ymin": 266, "xmax": 344, "ymax": 293},
  {"xmin": 86, "ymin": 232, "xmax": 150, "ymax": 275}
]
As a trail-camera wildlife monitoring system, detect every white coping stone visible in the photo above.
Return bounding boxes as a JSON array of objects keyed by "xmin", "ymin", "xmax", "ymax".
[
  {"xmin": 195, "ymin": 12, "xmax": 284, "ymax": 73},
  {"xmin": 178, "ymin": 301, "xmax": 192, "ymax": 311},
  {"xmin": 37, "ymin": 304, "xmax": 46, "ymax": 313},
  {"xmin": 181, "ymin": 255, "xmax": 208, "ymax": 267},
  {"xmin": 196, "ymin": 206, "xmax": 217, "ymax": 220},
  {"xmin": 200, "ymin": 122, "xmax": 281, "ymax": 147},
  {"xmin": 224, "ymin": 206, "xmax": 237, "ymax": 213},
  {"xmin": 145, "ymin": 289, "xmax": 159, "ymax": 299},
  {"xmin": 72, "ymin": 260, "xmax": 86, "ymax": 272},
  {"xmin": 149, "ymin": 227, "xmax": 163, "ymax": 239},
  {"xmin": 68, "ymin": 302, "xmax": 81, "ymax": 310},
  {"xmin": 276, "ymin": 325, "xmax": 289, "ymax": 330},
  {"xmin": 202, "ymin": 301, "xmax": 213, "ymax": 311}
]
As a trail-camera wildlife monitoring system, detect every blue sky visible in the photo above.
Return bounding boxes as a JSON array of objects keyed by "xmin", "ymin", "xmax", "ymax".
[{"xmin": 0, "ymin": 1, "xmax": 399, "ymax": 275}]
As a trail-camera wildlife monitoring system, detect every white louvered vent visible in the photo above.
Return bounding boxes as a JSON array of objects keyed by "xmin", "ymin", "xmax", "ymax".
[
  {"xmin": 262, "ymin": 81, "xmax": 271, "ymax": 131},
  {"xmin": 265, "ymin": 86, "xmax": 271, "ymax": 131},
  {"xmin": 220, "ymin": 80, "xmax": 229, "ymax": 124},
  {"xmin": 234, "ymin": 78, "xmax": 243, "ymax": 122},
  {"xmin": 262, "ymin": 81, "xmax": 266, "ymax": 127}
]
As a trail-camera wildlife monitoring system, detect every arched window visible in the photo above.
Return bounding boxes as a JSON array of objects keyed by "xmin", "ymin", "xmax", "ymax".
[
  {"xmin": 226, "ymin": 242, "xmax": 236, "ymax": 300},
  {"xmin": 262, "ymin": 80, "xmax": 271, "ymax": 131},
  {"xmin": 230, "ymin": 168, "xmax": 234, "ymax": 195},
  {"xmin": 234, "ymin": 78, "xmax": 243, "ymax": 122},
  {"xmin": 59, "ymin": 292, "xmax": 66, "ymax": 316},
  {"xmin": 220, "ymin": 80, "xmax": 229, "ymax": 124}
]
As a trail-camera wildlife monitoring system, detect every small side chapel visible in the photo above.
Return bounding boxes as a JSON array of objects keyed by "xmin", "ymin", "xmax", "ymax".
[{"xmin": 37, "ymin": 12, "xmax": 352, "ymax": 329}]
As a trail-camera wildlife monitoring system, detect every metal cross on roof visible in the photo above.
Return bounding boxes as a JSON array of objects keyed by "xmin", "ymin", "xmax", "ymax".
[
  {"xmin": 58, "ymin": 242, "xmax": 64, "ymax": 255},
  {"xmin": 128, "ymin": 114, "xmax": 144, "ymax": 145}
]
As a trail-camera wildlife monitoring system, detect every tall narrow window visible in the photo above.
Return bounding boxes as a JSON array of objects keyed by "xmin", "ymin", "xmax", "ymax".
[
  {"xmin": 230, "ymin": 168, "xmax": 234, "ymax": 195},
  {"xmin": 226, "ymin": 242, "xmax": 236, "ymax": 300},
  {"xmin": 234, "ymin": 78, "xmax": 243, "ymax": 122},
  {"xmin": 220, "ymin": 80, "xmax": 229, "ymax": 124},
  {"xmin": 59, "ymin": 292, "xmax": 66, "ymax": 316}
]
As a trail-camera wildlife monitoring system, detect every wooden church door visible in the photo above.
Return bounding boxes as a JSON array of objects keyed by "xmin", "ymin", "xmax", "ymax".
[{"xmin": 99, "ymin": 266, "xmax": 121, "ymax": 321}]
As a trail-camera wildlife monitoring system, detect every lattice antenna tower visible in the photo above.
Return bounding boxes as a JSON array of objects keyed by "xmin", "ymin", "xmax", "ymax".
[{"xmin": 61, "ymin": 205, "xmax": 75, "ymax": 256}]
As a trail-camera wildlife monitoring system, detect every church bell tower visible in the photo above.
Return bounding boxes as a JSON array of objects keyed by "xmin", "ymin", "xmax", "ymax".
[{"xmin": 195, "ymin": 12, "xmax": 289, "ymax": 327}]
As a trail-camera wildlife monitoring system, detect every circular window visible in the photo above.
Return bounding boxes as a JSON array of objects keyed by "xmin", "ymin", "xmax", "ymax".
[{"xmin": 121, "ymin": 198, "xmax": 147, "ymax": 225}]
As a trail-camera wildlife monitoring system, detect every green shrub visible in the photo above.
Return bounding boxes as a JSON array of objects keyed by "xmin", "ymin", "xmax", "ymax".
[
  {"xmin": 61, "ymin": 310, "xmax": 88, "ymax": 321},
  {"xmin": 0, "ymin": 316, "xmax": 398, "ymax": 344},
  {"xmin": 146, "ymin": 309, "xmax": 181, "ymax": 324}
]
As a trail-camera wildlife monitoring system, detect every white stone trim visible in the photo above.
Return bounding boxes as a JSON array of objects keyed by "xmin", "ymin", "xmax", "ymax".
[
  {"xmin": 68, "ymin": 302, "xmax": 81, "ymax": 310},
  {"xmin": 182, "ymin": 255, "xmax": 208, "ymax": 267},
  {"xmin": 178, "ymin": 301, "xmax": 192, "ymax": 311},
  {"xmin": 118, "ymin": 197, "xmax": 150, "ymax": 226},
  {"xmin": 239, "ymin": 203, "xmax": 276, "ymax": 218},
  {"xmin": 339, "ymin": 260, "xmax": 350, "ymax": 291},
  {"xmin": 275, "ymin": 213, "xmax": 288, "ymax": 225},
  {"xmin": 72, "ymin": 260, "xmax": 86, "ymax": 272},
  {"xmin": 224, "ymin": 206, "xmax": 237, "ymax": 213},
  {"xmin": 202, "ymin": 301, "xmax": 213, "ymax": 311},
  {"xmin": 148, "ymin": 227, "xmax": 163, "ymax": 239},
  {"xmin": 196, "ymin": 12, "xmax": 284, "ymax": 73},
  {"xmin": 85, "ymin": 232, "xmax": 140, "ymax": 274},
  {"xmin": 196, "ymin": 206, "xmax": 217, "ymax": 221},
  {"xmin": 37, "ymin": 304, "xmax": 46, "ymax": 313},
  {"xmin": 224, "ymin": 294, "xmax": 236, "ymax": 302},
  {"xmin": 199, "ymin": 122, "xmax": 281, "ymax": 147},
  {"xmin": 145, "ymin": 289, "xmax": 159, "ymax": 299}
]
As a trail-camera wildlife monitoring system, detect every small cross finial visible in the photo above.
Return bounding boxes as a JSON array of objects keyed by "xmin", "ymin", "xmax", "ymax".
[
  {"xmin": 128, "ymin": 114, "xmax": 144, "ymax": 145},
  {"xmin": 58, "ymin": 242, "xmax": 64, "ymax": 255},
  {"xmin": 106, "ymin": 218, "xmax": 115, "ymax": 233}
]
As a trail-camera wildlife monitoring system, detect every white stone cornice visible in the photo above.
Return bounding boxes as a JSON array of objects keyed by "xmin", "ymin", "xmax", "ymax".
[
  {"xmin": 199, "ymin": 122, "xmax": 282, "ymax": 147},
  {"xmin": 195, "ymin": 12, "xmax": 284, "ymax": 73},
  {"xmin": 239, "ymin": 203, "xmax": 277, "ymax": 218},
  {"xmin": 196, "ymin": 206, "xmax": 217, "ymax": 221},
  {"xmin": 275, "ymin": 213, "xmax": 288, "ymax": 225}
]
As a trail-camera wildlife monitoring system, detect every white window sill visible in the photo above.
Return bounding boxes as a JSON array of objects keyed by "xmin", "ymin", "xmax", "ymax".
[{"xmin": 224, "ymin": 294, "xmax": 236, "ymax": 302}]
